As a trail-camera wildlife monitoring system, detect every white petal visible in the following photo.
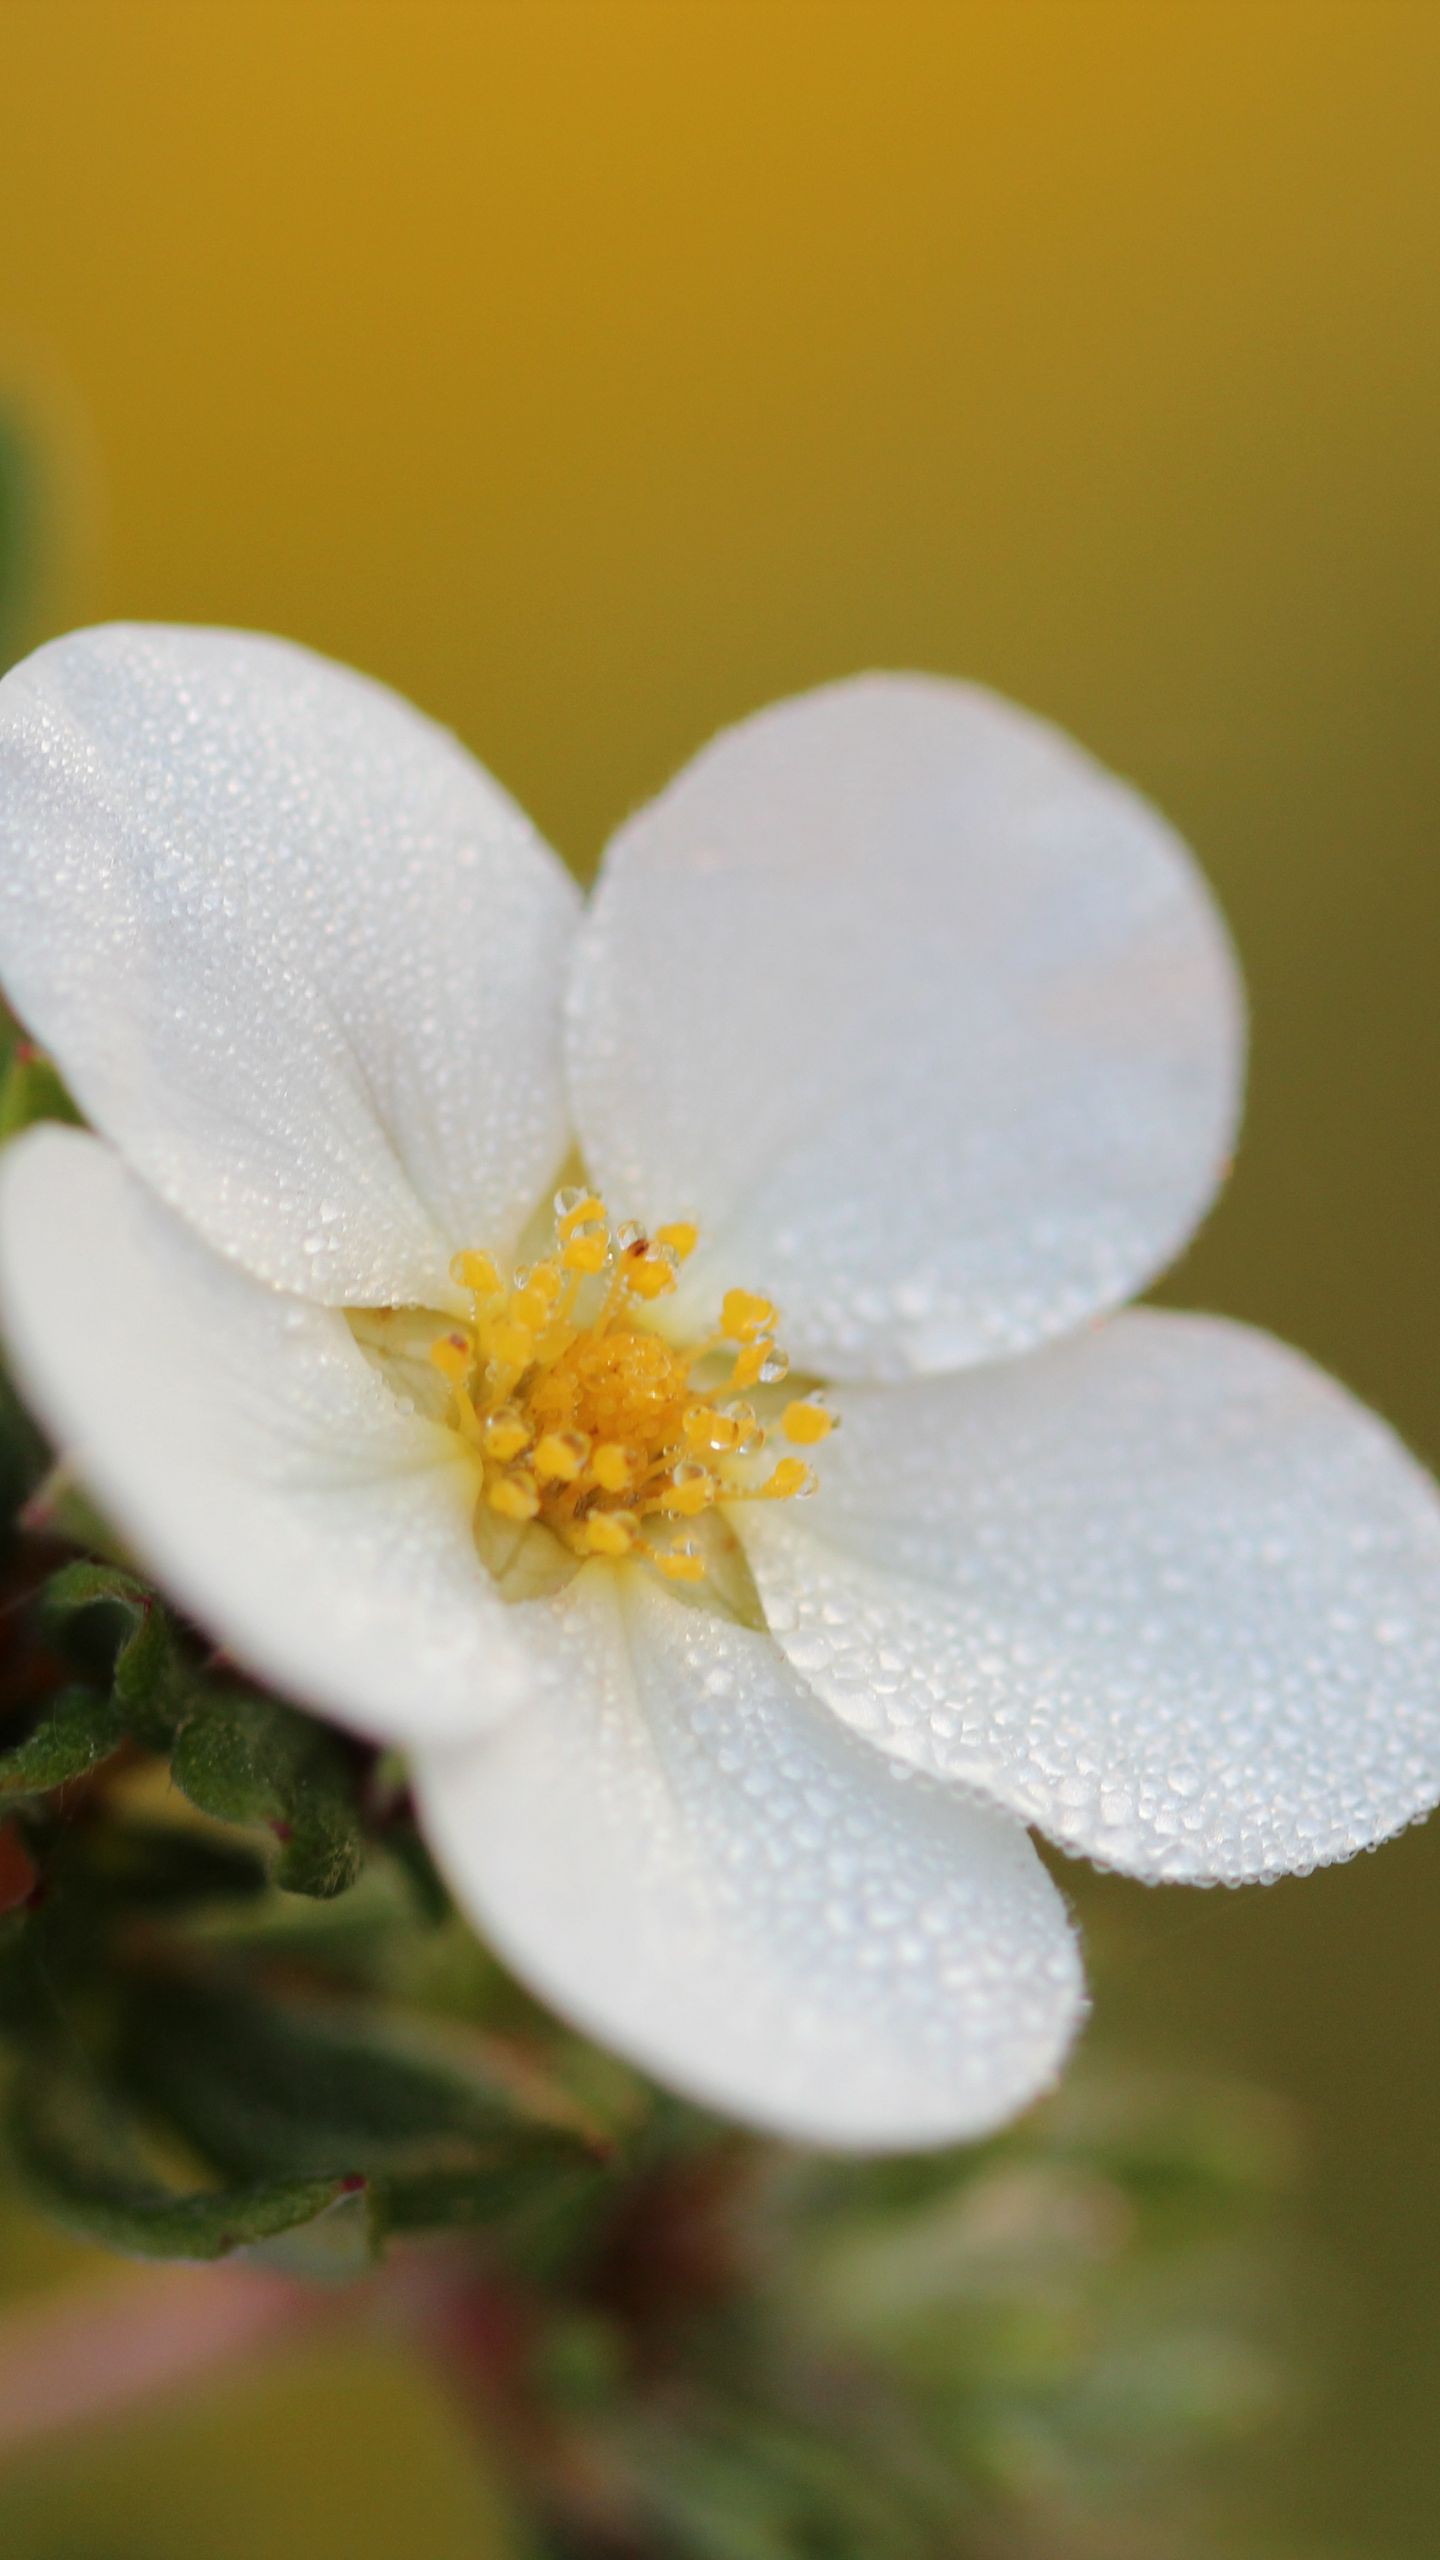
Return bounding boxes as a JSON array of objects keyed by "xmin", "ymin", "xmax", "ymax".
[
  {"xmin": 0, "ymin": 1127, "xmax": 529, "ymax": 1745},
  {"xmin": 413, "ymin": 1565, "xmax": 1083, "ymax": 2149},
  {"xmin": 739, "ymin": 1311, "xmax": 1440, "ymax": 1884},
  {"xmin": 0, "ymin": 626, "xmax": 580, "ymax": 1306},
  {"xmin": 569, "ymin": 675, "xmax": 1242, "ymax": 1377}
]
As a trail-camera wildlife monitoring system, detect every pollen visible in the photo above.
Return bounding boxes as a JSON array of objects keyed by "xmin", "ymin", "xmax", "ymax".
[{"xmin": 425, "ymin": 1192, "xmax": 827, "ymax": 1587}]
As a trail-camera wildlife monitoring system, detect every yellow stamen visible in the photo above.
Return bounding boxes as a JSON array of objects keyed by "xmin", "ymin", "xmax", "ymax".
[
  {"xmin": 782, "ymin": 1396, "xmax": 835, "ymax": 1446},
  {"xmin": 484, "ymin": 1317, "xmax": 535, "ymax": 1370},
  {"xmin": 556, "ymin": 1193, "xmax": 606, "ymax": 1238},
  {"xmin": 429, "ymin": 1331, "xmax": 471, "ymax": 1385},
  {"xmin": 721, "ymin": 1288, "xmax": 778, "ymax": 1344},
  {"xmin": 452, "ymin": 1250, "xmax": 501, "ymax": 1297},
  {"xmin": 728, "ymin": 1340, "xmax": 769, "ymax": 1392},
  {"xmin": 482, "ymin": 1409, "xmax": 532, "ymax": 1462},
  {"xmin": 591, "ymin": 1441, "xmax": 636, "ymax": 1492},
  {"xmin": 511, "ymin": 1277, "xmax": 559, "ymax": 1332},
  {"xmin": 562, "ymin": 1229, "xmax": 609, "ymax": 1276},
  {"xmin": 420, "ymin": 1191, "xmax": 830, "ymax": 1589},
  {"xmin": 626, "ymin": 1253, "xmax": 678, "ymax": 1302},
  {"xmin": 651, "ymin": 1540, "xmax": 706, "ymax": 1583},
  {"xmin": 533, "ymin": 1430, "xmax": 589, "ymax": 1485},
  {"xmin": 580, "ymin": 1510, "xmax": 639, "ymax": 1557},
  {"xmin": 683, "ymin": 1405, "xmax": 742, "ymax": 1454}
]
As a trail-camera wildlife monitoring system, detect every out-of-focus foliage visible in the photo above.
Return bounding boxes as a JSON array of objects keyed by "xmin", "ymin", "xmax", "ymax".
[
  {"xmin": 0, "ymin": 413, "xmax": 34, "ymax": 674},
  {"xmin": 0, "ymin": 1546, "xmax": 613, "ymax": 2270}
]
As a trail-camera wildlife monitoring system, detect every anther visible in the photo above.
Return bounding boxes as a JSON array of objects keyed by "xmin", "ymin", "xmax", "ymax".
[
  {"xmin": 590, "ymin": 1442, "xmax": 637, "ymax": 1493},
  {"xmin": 510, "ymin": 1268, "xmax": 562, "ymax": 1331},
  {"xmin": 729, "ymin": 1340, "xmax": 771, "ymax": 1391},
  {"xmin": 452, "ymin": 1250, "xmax": 502, "ymax": 1296},
  {"xmin": 562, "ymin": 1229, "xmax": 609, "ymax": 1276},
  {"xmin": 652, "ymin": 1538, "xmax": 706, "ymax": 1583},
  {"xmin": 487, "ymin": 1471, "xmax": 540, "ymax": 1521},
  {"xmin": 429, "ymin": 1332, "xmax": 472, "ymax": 1385},
  {"xmin": 482, "ymin": 1408, "xmax": 531, "ymax": 1463},
  {"xmin": 626, "ymin": 1251, "xmax": 678, "ymax": 1302},
  {"xmin": 782, "ymin": 1395, "xmax": 836, "ymax": 1447},
  {"xmin": 721, "ymin": 1288, "xmax": 778, "ymax": 1344},
  {"xmin": 657, "ymin": 1461, "xmax": 716, "ymax": 1516},
  {"xmin": 555, "ymin": 1189, "xmax": 605, "ymax": 1235},
  {"xmin": 484, "ymin": 1317, "xmax": 535, "ymax": 1369},
  {"xmin": 684, "ymin": 1404, "xmax": 741, "ymax": 1454},
  {"xmin": 580, "ymin": 1510, "xmax": 639, "ymax": 1557},
  {"xmin": 724, "ymin": 1401, "xmax": 765, "ymax": 1456},
  {"xmin": 533, "ymin": 1430, "xmax": 590, "ymax": 1485}
]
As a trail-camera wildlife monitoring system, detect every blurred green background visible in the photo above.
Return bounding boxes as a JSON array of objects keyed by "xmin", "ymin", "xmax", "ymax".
[{"xmin": 1, "ymin": 1, "xmax": 1438, "ymax": 2550}]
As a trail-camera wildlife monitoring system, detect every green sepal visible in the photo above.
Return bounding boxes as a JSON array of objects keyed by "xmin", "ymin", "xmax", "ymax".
[
  {"xmin": 7, "ymin": 2057, "xmax": 357, "ymax": 2262},
  {"xmin": 40, "ymin": 1560, "xmax": 191, "ymax": 1748},
  {"xmin": 169, "ymin": 1691, "xmax": 365, "ymax": 1899},
  {"xmin": 0, "ymin": 1038, "xmax": 81, "ymax": 1141},
  {"xmin": 0, "ymin": 1682, "xmax": 126, "ymax": 1798}
]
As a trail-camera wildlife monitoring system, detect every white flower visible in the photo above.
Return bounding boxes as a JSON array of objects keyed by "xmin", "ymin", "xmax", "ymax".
[{"xmin": 1, "ymin": 627, "xmax": 1438, "ymax": 2153}]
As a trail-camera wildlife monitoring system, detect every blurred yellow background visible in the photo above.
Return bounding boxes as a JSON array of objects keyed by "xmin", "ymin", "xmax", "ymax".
[{"xmin": 2, "ymin": 2, "xmax": 1439, "ymax": 2550}]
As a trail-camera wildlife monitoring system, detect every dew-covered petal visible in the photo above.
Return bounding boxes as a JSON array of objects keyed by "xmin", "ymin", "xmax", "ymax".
[
  {"xmin": 739, "ymin": 1311, "xmax": 1440, "ymax": 1883},
  {"xmin": 413, "ymin": 1564, "xmax": 1083, "ymax": 2149},
  {"xmin": 0, "ymin": 626, "xmax": 579, "ymax": 1306},
  {"xmin": 0, "ymin": 1127, "xmax": 530, "ymax": 1745},
  {"xmin": 568, "ymin": 675, "xmax": 1243, "ymax": 1378}
]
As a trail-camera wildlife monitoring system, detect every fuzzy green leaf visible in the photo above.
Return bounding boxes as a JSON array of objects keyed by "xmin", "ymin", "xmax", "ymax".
[
  {"xmin": 40, "ymin": 1560, "xmax": 191, "ymax": 1747},
  {"xmin": 119, "ymin": 1975, "xmax": 514, "ymax": 2178},
  {"xmin": 39, "ymin": 1566, "xmax": 364, "ymax": 1894},
  {"xmin": 368, "ymin": 2140, "xmax": 605, "ymax": 2269},
  {"xmin": 0, "ymin": 1683, "xmax": 126, "ymax": 1798},
  {"xmin": 169, "ymin": 1691, "xmax": 365, "ymax": 1898},
  {"xmin": 8, "ymin": 2058, "xmax": 356, "ymax": 2261},
  {"xmin": 113, "ymin": 1974, "xmax": 607, "ymax": 2262}
]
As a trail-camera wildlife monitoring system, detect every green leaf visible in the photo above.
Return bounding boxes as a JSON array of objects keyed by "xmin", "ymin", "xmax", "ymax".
[
  {"xmin": 119, "ymin": 1975, "xmax": 514, "ymax": 2179},
  {"xmin": 7, "ymin": 2057, "xmax": 356, "ymax": 2262},
  {"xmin": 0, "ymin": 1683, "xmax": 126, "ymax": 1798},
  {"xmin": 40, "ymin": 1560, "xmax": 191, "ymax": 1747},
  {"xmin": 113, "ymin": 1974, "xmax": 609, "ymax": 2265},
  {"xmin": 38, "ymin": 1566, "xmax": 364, "ymax": 1895},
  {"xmin": 169, "ymin": 1690, "xmax": 365, "ymax": 1898},
  {"xmin": 368, "ymin": 2140, "xmax": 604, "ymax": 2267}
]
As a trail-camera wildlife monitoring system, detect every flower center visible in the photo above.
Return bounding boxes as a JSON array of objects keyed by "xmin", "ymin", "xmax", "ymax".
[{"xmin": 426, "ymin": 1188, "xmax": 835, "ymax": 1585}]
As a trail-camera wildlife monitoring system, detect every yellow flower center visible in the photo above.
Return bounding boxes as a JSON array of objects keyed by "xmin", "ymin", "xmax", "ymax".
[{"xmin": 425, "ymin": 1188, "xmax": 835, "ymax": 1585}]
